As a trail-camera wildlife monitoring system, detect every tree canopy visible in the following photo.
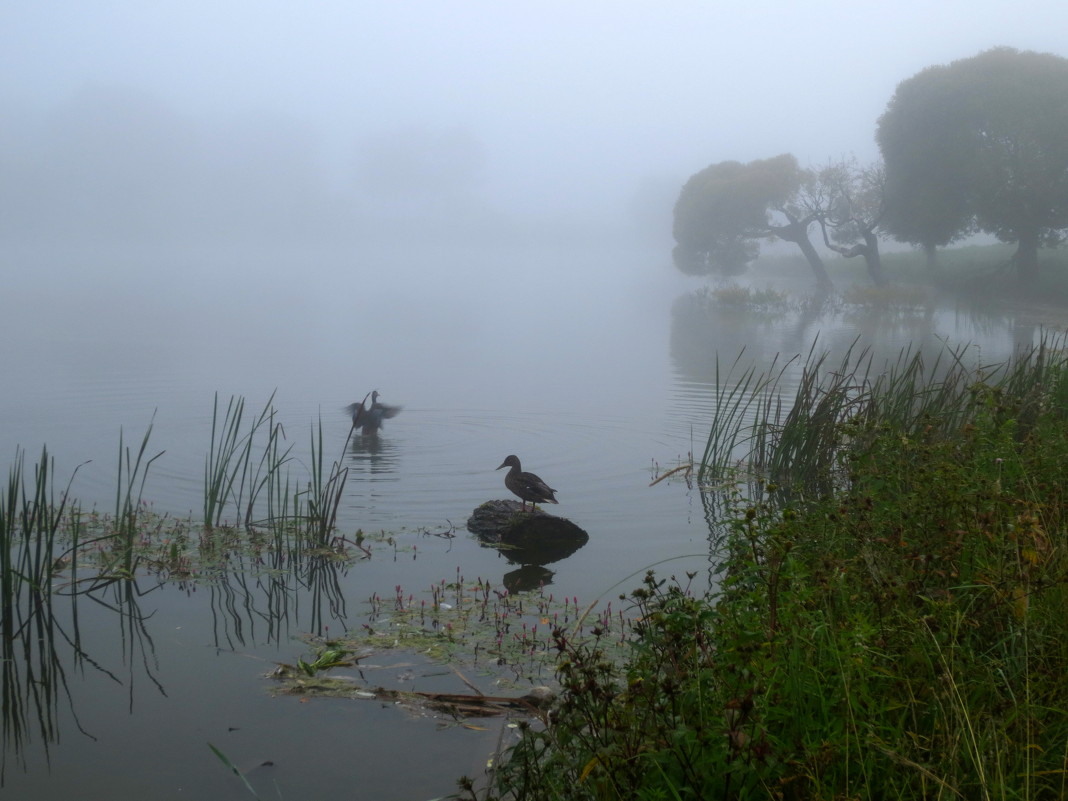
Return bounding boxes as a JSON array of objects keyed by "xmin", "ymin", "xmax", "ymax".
[
  {"xmin": 672, "ymin": 154, "xmax": 831, "ymax": 289},
  {"xmin": 878, "ymin": 47, "xmax": 1068, "ymax": 281},
  {"xmin": 674, "ymin": 47, "xmax": 1068, "ymax": 288}
]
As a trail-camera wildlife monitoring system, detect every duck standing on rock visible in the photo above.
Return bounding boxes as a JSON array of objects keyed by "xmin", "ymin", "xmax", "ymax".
[
  {"xmin": 496, "ymin": 455, "xmax": 558, "ymax": 512},
  {"xmin": 345, "ymin": 390, "xmax": 402, "ymax": 436}
]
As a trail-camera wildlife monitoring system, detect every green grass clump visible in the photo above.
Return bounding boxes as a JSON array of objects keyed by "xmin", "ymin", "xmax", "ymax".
[
  {"xmin": 487, "ymin": 342, "xmax": 1068, "ymax": 800},
  {"xmin": 706, "ymin": 284, "xmax": 792, "ymax": 312}
]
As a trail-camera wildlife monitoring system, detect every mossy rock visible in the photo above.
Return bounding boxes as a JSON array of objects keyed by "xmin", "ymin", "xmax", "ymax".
[{"xmin": 467, "ymin": 500, "xmax": 589, "ymax": 566}]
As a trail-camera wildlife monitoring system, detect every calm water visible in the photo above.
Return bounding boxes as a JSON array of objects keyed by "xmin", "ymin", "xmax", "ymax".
[{"xmin": 2, "ymin": 241, "xmax": 1064, "ymax": 799}]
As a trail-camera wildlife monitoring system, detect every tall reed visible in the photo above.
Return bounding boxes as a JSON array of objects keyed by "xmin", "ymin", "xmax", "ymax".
[
  {"xmin": 111, "ymin": 420, "xmax": 164, "ymax": 577},
  {"xmin": 302, "ymin": 414, "xmax": 349, "ymax": 547},
  {"xmin": 203, "ymin": 392, "xmax": 291, "ymax": 530},
  {"xmin": 699, "ymin": 334, "xmax": 1068, "ymax": 498}
]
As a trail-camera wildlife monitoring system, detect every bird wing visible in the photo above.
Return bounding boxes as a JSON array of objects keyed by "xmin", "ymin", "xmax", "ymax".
[
  {"xmin": 521, "ymin": 473, "xmax": 556, "ymax": 497},
  {"xmin": 377, "ymin": 404, "xmax": 402, "ymax": 419}
]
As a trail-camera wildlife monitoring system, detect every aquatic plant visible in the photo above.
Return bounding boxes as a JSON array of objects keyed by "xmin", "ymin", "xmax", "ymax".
[
  {"xmin": 301, "ymin": 414, "xmax": 349, "ymax": 547},
  {"xmin": 700, "ymin": 334, "xmax": 1068, "ymax": 500},
  {"xmin": 108, "ymin": 419, "xmax": 165, "ymax": 577},
  {"xmin": 204, "ymin": 392, "xmax": 291, "ymax": 531},
  {"xmin": 208, "ymin": 742, "xmax": 265, "ymax": 799},
  {"xmin": 709, "ymin": 283, "xmax": 792, "ymax": 312}
]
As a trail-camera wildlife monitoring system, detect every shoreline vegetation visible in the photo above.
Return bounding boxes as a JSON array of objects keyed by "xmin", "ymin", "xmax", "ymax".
[
  {"xmin": 762, "ymin": 241, "xmax": 1068, "ymax": 303},
  {"xmin": 480, "ymin": 329, "xmax": 1068, "ymax": 799}
]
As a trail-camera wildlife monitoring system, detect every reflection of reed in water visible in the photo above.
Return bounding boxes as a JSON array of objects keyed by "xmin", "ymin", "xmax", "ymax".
[
  {"xmin": 1, "ymin": 578, "xmax": 78, "ymax": 783},
  {"xmin": 208, "ymin": 550, "xmax": 351, "ymax": 647},
  {"xmin": 1, "ymin": 448, "xmax": 167, "ymax": 782},
  {"xmin": 1, "ymin": 447, "xmax": 82, "ymax": 781}
]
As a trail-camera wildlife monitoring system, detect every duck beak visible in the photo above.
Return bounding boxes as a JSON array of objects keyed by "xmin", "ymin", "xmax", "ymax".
[{"xmin": 495, "ymin": 461, "xmax": 508, "ymax": 470}]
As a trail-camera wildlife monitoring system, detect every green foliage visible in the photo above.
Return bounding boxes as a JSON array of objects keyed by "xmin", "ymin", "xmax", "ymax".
[
  {"xmin": 877, "ymin": 60, "xmax": 977, "ymax": 252},
  {"xmin": 204, "ymin": 392, "xmax": 292, "ymax": 531},
  {"xmin": 707, "ymin": 284, "xmax": 791, "ymax": 312},
  {"xmin": 673, "ymin": 154, "xmax": 805, "ymax": 276},
  {"xmin": 488, "ymin": 340, "xmax": 1068, "ymax": 800},
  {"xmin": 296, "ymin": 646, "xmax": 353, "ymax": 676},
  {"xmin": 492, "ymin": 574, "xmax": 776, "ymax": 801},
  {"xmin": 878, "ymin": 47, "xmax": 1068, "ymax": 281}
]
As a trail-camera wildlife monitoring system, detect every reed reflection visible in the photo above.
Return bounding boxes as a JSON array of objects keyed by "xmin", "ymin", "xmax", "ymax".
[
  {"xmin": 2, "ymin": 564, "xmax": 167, "ymax": 783},
  {"xmin": 207, "ymin": 549, "xmax": 351, "ymax": 648}
]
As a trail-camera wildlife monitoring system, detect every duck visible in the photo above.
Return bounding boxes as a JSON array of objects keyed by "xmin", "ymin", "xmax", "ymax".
[
  {"xmin": 344, "ymin": 392, "xmax": 371, "ymax": 430},
  {"xmin": 496, "ymin": 455, "xmax": 558, "ymax": 511},
  {"xmin": 344, "ymin": 390, "xmax": 402, "ymax": 435}
]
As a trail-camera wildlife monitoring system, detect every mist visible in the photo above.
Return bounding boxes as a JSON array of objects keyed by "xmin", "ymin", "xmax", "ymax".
[
  {"xmin": 5, "ymin": 1, "xmax": 1068, "ymax": 254},
  {"xmin": 3, "ymin": 1, "xmax": 1067, "ymax": 421}
]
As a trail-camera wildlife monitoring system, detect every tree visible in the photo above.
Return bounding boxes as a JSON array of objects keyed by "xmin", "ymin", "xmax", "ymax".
[
  {"xmin": 967, "ymin": 49, "xmax": 1068, "ymax": 281},
  {"xmin": 878, "ymin": 48, "xmax": 1068, "ymax": 282},
  {"xmin": 877, "ymin": 63, "xmax": 977, "ymax": 267},
  {"xmin": 673, "ymin": 154, "xmax": 832, "ymax": 290},
  {"xmin": 815, "ymin": 158, "xmax": 888, "ymax": 286}
]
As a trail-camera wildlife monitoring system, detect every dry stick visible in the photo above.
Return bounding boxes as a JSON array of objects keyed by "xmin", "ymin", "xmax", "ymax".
[
  {"xmin": 648, "ymin": 461, "xmax": 693, "ymax": 487},
  {"xmin": 452, "ymin": 664, "xmax": 485, "ymax": 697}
]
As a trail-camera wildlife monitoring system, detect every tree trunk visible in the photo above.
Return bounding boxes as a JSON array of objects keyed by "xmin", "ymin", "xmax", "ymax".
[
  {"xmin": 796, "ymin": 234, "xmax": 834, "ymax": 291},
  {"xmin": 1014, "ymin": 229, "xmax": 1040, "ymax": 284},
  {"xmin": 923, "ymin": 243, "xmax": 938, "ymax": 270},
  {"xmin": 861, "ymin": 229, "xmax": 887, "ymax": 286},
  {"xmin": 772, "ymin": 215, "xmax": 833, "ymax": 291}
]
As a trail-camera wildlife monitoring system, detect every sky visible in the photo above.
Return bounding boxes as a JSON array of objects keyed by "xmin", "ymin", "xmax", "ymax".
[{"xmin": 4, "ymin": 0, "xmax": 1068, "ymax": 241}]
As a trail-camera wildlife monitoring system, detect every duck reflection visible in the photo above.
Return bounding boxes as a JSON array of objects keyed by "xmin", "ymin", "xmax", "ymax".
[{"xmin": 346, "ymin": 431, "xmax": 400, "ymax": 474}]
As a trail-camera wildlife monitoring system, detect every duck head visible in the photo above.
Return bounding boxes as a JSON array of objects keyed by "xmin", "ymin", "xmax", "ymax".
[{"xmin": 496, "ymin": 455, "xmax": 521, "ymax": 471}]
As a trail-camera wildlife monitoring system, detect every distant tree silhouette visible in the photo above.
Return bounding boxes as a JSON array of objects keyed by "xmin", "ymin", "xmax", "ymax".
[
  {"xmin": 672, "ymin": 154, "xmax": 831, "ymax": 290},
  {"xmin": 878, "ymin": 47, "xmax": 1068, "ymax": 282}
]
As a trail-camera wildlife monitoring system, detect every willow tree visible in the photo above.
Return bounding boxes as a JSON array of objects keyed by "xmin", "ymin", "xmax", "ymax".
[
  {"xmin": 816, "ymin": 158, "xmax": 888, "ymax": 286},
  {"xmin": 878, "ymin": 48, "xmax": 1068, "ymax": 281},
  {"xmin": 673, "ymin": 154, "xmax": 832, "ymax": 290}
]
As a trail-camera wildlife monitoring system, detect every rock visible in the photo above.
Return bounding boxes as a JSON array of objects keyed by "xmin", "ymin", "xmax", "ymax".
[{"xmin": 467, "ymin": 500, "xmax": 589, "ymax": 566}]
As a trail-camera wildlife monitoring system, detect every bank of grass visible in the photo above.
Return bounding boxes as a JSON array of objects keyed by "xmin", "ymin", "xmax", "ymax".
[
  {"xmin": 484, "ymin": 340, "xmax": 1068, "ymax": 800},
  {"xmin": 750, "ymin": 242, "xmax": 1068, "ymax": 302}
]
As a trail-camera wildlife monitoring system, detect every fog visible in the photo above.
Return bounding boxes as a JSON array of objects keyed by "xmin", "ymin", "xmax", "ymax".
[
  {"xmin": 4, "ymin": 1, "xmax": 1067, "ymax": 252},
  {"xmin": 2, "ymin": 1, "xmax": 1067, "ymax": 426}
]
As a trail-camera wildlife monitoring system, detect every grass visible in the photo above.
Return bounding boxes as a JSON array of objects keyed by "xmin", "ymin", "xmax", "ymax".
[
  {"xmin": 204, "ymin": 391, "xmax": 291, "ymax": 531},
  {"xmin": 483, "ymin": 336, "xmax": 1068, "ymax": 800},
  {"xmin": 754, "ymin": 241, "xmax": 1068, "ymax": 302}
]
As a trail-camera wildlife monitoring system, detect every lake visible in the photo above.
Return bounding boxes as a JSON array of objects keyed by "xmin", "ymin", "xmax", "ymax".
[{"xmin": 2, "ymin": 240, "xmax": 1063, "ymax": 799}]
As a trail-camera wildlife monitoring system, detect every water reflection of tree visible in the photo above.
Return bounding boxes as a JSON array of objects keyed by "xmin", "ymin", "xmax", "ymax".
[
  {"xmin": 674, "ymin": 292, "xmax": 952, "ymax": 388},
  {"xmin": 669, "ymin": 287, "xmax": 1033, "ymax": 390}
]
